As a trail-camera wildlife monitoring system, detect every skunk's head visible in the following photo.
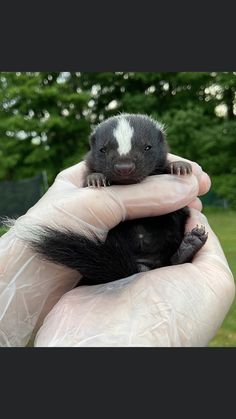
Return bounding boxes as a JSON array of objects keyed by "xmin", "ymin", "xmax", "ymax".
[{"xmin": 86, "ymin": 114, "xmax": 168, "ymax": 184}]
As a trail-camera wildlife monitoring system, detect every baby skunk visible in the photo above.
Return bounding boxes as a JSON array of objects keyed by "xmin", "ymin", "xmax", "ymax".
[{"xmin": 27, "ymin": 114, "xmax": 208, "ymax": 285}]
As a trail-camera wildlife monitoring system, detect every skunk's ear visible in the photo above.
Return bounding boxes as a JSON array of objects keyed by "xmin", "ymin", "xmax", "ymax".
[
  {"xmin": 89, "ymin": 134, "xmax": 96, "ymax": 147},
  {"xmin": 156, "ymin": 122, "xmax": 167, "ymax": 142},
  {"xmin": 158, "ymin": 129, "xmax": 169, "ymax": 152},
  {"xmin": 158, "ymin": 129, "xmax": 166, "ymax": 142}
]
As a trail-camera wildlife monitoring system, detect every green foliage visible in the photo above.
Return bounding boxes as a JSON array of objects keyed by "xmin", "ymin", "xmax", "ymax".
[
  {"xmin": 0, "ymin": 72, "xmax": 236, "ymax": 204},
  {"xmin": 0, "ymin": 72, "xmax": 91, "ymax": 183}
]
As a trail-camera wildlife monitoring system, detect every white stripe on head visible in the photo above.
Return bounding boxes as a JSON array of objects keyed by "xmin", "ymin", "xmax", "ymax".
[{"xmin": 113, "ymin": 118, "xmax": 134, "ymax": 156}]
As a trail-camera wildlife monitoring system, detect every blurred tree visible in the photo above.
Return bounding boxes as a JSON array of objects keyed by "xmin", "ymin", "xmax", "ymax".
[{"xmin": 0, "ymin": 72, "xmax": 91, "ymax": 183}]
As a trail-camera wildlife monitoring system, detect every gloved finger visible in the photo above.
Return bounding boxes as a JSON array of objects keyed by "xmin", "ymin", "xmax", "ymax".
[
  {"xmin": 168, "ymin": 153, "xmax": 211, "ymax": 196},
  {"xmin": 188, "ymin": 197, "xmax": 203, "ymax": 211},
  {"xmin": 19, "ymin": 172, "xmax": 200, "ymax": 232},
  {"xmin": 197, "ymin": 172, "xmax": 211, "ymax": 196},
  {"xmin": 109, "ymin": 174, "xmax": 199, "ymax": 223},
  {"xmin": 22, "ymin": 155, "xmax": 209, "ymax": 232},
  {"xmin": 56, "ymin": 161, "xmax": 88, "ymax": 188}
]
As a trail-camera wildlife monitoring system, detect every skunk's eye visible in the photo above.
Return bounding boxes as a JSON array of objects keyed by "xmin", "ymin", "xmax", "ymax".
[
  {"xmin": 100, "ymin": 147, "xmax": 107, "ymax": 153},
  {"xmin": 144, "ymin": 145, "xmax": 152, "ymax": 151}
]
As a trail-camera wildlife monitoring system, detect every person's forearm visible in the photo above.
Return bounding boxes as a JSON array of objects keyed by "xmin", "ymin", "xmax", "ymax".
[{"xmin": 0, "ymin": 228, "xmax": 78, "ymax": 347}]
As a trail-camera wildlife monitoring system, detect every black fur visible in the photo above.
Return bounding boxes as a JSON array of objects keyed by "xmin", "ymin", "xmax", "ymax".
[
  {"xmin": 86, "ymin": 114, "xmax": 168, "ymax": 184},
  {"xmin": 27, "ymin": 226, "xmax": 139, "ymax": 284},
  {"xmin": 25, "ymin": 114, "xmax": 208, "ymax": 285}
]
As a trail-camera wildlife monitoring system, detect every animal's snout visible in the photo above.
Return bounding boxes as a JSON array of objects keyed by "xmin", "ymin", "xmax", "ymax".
[{"xmin": 114, "ymin": 163, "xmax": 136, "ymax": 176}]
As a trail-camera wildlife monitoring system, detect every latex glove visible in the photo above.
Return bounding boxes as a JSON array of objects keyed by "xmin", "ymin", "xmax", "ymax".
[
  {"xmin": 35, "ymin": 208, "xmax": 235, "ymax": 347},
  {"xmin": 0, "ymin": 155, "xmax": 221, "ymax": 346}
]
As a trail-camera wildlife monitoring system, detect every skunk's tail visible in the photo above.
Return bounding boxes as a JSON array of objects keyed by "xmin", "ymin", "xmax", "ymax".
[{"xmin": 26, "ymin": 226, "xmax": 139, "ymax": 285}]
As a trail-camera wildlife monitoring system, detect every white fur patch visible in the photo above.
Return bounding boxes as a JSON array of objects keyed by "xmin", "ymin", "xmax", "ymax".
[{"xmin": 113, "ymin": 118, "xmax": 134, "ymax": 156}]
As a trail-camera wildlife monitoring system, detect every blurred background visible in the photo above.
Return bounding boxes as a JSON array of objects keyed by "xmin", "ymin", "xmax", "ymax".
[{"xmin": 0, "ymin": 72, "xmax": 235, "ymax": 346}]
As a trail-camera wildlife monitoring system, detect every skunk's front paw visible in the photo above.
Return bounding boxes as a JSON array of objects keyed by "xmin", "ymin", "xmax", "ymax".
[
  {"xmin": 87, "ymin": 173, "xmax": 107, "ymax": 188},
  {"xmin": 169, "ymin": 161, "xmax": 192, "ymax": 176}
]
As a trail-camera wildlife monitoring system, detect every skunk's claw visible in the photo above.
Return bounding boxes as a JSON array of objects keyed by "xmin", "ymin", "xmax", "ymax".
[
  {"xmin": 87, "ymin": 173, "xmax": 107, "ymax": 188},
  {"xmin": 169, "ymin": 161, "xmax": 192, "ymax": 176}
]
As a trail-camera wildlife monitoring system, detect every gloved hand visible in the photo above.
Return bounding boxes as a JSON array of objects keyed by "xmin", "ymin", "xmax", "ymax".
[
  {"xmin": 35, "ymin": 207, "xmax": 235, "ymax": 347},
  {"xmin": 0, "ymin": 154, "xmax": 234, "ymax": 346}
]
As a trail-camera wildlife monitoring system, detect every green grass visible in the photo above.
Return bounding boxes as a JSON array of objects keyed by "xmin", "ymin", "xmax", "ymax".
[
  {"xmin": 0, "ymin": 209, "xmax": 235, "ymax": 346},
  {"xmin": 0, "ymin": 226, "xmax": 8, "ymax": 236},
  {"xmin": 203, "ymin": 208, "xmax": 236, "ymax": 347}
]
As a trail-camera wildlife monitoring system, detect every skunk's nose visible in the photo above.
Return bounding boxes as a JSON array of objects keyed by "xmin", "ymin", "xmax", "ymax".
[{"xmin": 114, "ymin": 163, "xmax": 135, "ymax": 176}]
